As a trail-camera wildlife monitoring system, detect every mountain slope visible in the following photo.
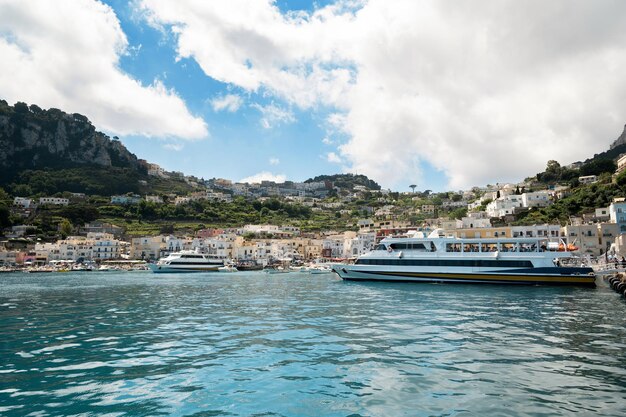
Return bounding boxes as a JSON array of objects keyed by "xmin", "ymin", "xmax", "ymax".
[{"xmin": 0, "ymin": 100, "xmax": 145, "ymax": 183}]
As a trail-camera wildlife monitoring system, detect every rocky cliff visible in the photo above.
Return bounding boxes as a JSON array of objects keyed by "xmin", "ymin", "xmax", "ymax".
[
  {"xmin": 0, "ymin": 100, "xmax": 144, "ymax": 179},
  {"xmin": 609, "ymin": 124, "xmax": 626, "ymax": 149}
]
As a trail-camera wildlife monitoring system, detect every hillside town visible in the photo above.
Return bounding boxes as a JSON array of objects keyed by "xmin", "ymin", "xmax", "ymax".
[{"xmin": 4, "ymin": 154, "xmax": 626, "ymax": 269}]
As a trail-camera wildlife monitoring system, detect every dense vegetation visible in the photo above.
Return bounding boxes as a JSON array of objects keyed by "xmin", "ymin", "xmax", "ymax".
[{"xmin": 305, "ymin": 173, "xmax": 381, "ymax": 191}]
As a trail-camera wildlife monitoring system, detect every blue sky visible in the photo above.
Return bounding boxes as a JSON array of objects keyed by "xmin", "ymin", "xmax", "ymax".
[
  {"xmin": 106, "ymin": 0, "xmax": 358, "ymax": 187},
  {"xmin": 1, "ymin": 0, "xmax": 625, "ymax": 191}
]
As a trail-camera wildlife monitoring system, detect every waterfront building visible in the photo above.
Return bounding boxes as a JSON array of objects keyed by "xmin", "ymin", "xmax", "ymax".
[
  {"xmin": 130, "ymin": 236, "xmax": 166, "ymax": 260},
  {"xmin": 0, "ymin": 249, "xmax": 20, "ymax": 265},
  {"xmin": 452, "ymin": 226, "xmax": 511, "ymax": 239},
  {"xmin": 90, "ymin": 233, "xmax": 121, "ymax": 260},
  {"xmin": 561, "ymin": 223, "xmax": 618, "ymax": 256},
  {"xmin": 344, "ymin": 232, "xmax": 376, "ymax": 258},
  {"xmin": 322, "ymin": 235, "xmax": 345, "ymax": 258},
  {"xmin": 609, "ymin": 198, "xmax": 626, "ymax": 233},
  {"xmin": 162, "ymin": 236, "xmax": 193, "ymax": 256}
]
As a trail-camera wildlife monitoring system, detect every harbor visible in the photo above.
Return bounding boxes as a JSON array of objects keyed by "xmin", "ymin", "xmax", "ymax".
[{"xmin": 1, "ymin": 270, "xmax": 625, "ymax": 416}]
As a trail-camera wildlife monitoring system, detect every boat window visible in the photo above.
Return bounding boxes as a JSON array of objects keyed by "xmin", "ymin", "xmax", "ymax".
[
  {"xmin": 446, "ymin": 243, "xmax": 462, "ymax": 252},
  {"xmin": 464, "ymin": 243, "xmax": 480, "ymax": 252},
  {"xmin": 519, "ymin": 243, "xmax": 537, "ymax": 252},
  {"xmin": 375, "ymin": 244, "xmax": 387, "ymax": 251},
  {"xmin": 500, "ymin": 243, "xmax": 516, "ymax": 252},
  {"xmin": 482, "ymin": 243, "xmax": 498, "ymax": 252},
  {"xmin": 390, "ymin": 242, "xmax": 429, "ymax": 251}
]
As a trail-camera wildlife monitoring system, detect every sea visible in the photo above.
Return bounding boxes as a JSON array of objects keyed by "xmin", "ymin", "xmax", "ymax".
[{"xmin": 1, "ymin": 271, "xmax": 625, "ymax": 417}]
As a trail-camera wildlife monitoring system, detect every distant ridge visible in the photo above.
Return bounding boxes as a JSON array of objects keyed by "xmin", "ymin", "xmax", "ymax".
[{"xmin": 305, "ymin": 173, "xmax": 381, "ymax": 191}]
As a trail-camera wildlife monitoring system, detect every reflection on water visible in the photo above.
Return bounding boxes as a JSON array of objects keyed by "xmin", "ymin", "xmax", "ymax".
[{"xmin": 1, "ymin": 272, "xmax": 626, "ymax": 416}]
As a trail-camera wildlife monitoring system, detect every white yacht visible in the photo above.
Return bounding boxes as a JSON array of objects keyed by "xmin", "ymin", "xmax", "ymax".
[
  {"xmin": 149, "ymin": 251, "xmax": 224, "ymax": 273},
  {"xmin": 332, "ymin": 229, "xmax": 596, "ymax": 287}
]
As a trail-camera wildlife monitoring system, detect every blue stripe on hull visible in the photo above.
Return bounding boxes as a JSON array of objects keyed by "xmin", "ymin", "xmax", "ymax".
[{"xmin": 333, "ymin": 267, "xmax": 596, "ymax": 287}]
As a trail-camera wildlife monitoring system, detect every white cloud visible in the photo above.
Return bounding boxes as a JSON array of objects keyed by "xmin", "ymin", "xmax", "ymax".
[
  {"xmin": 55, "ymin": 0, "xmax": 626, "ymax": 188},
  {"xmin": 0, "ymin": 0, "xmax": 208, "ymax": 139},
  {"xmin": 326, "ymin": 152, "xmax": 341, "ymax": 163},
  {"xmin": 269, "ymin": 157, "xmax": 280, "ymax": 165},
  {"xmin": 239, "ymin": 171, "xmax": 286, "ymax": 184},
  {"xmin": 322, "ymin": 137, "xmax": 333, "ymax": 145},
  {"xmin": 210, "ymin": 94, "xmax": 243, "ymax": 112},
  {"xmin": 252, "ymin": 103, "xmax": 295, "ymax": 129},
  {"xmin": 163, "ymin": 143, "xmax": 183, "ymax": 151}
]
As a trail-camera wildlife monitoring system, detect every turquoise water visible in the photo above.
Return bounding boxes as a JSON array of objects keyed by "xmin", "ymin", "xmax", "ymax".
[{"xmin": 1, "ymin": 271, "xmax": 626, "ymax": 417}]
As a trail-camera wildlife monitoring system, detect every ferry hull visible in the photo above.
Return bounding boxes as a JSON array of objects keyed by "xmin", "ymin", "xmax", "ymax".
[
  {"xmin": 148, "ymin": 264, "xmax": 221, "ymax": 273},
  {"xmin": 332, "ymin": 265, "xmax": 596, "ymax": 287}
]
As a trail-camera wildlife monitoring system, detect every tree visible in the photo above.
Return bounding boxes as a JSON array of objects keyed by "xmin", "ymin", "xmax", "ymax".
[
  {"xmin": 59, "ymin": 218, "xmax": 73, "ymax": 238},
  {"xmin": 409, "ymin": 184, "xmax": 417, "ymax": 193}
]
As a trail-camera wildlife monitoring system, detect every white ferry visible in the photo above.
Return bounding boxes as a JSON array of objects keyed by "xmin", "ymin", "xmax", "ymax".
[
  {"xmin": 148, "ymin": 251, "xmax": 224, "ymax": 273},
  {"xmin": 332, "ymin": 229, "xmax": 596, "ymax": 287}
]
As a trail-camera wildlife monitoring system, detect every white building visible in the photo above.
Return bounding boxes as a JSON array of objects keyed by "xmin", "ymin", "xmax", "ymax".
[
  {"xmin": 461, "ymin": 215, "xmax": 491, "ymax": 228},
  {"xmin": 322, "ymin": 235, "xmax": 345, "ymax": 258},
  {"xmin": 578, "ymin": 175, "xmax": 597, "ymax": 185},
  {"xmin": 595, "ymin": 207, "xmax": 610, "ymax": 222},
  {"xmin": 90, "ymin": 233, "xmax": 121, "ymax": 260},
  {"xmin": 521, "ymin": 191, "xmax": 551, "ymax": 208},
  {"xmin": 39, "ymin": 197, "xmax": 69, "ymax": 206},
  {"xmin": 145, "ymin": 195, "xmax": 163, "ymax": 203},
  {"xmin": 13, "ymin": 197, "xmax": 34, "ymax": 208},
  {"xmin": 510, "ymin": 225, "xmax": 561, "ymax": 239},
  {"xmin": 609, "ymin": 198, "xmax": 626, "ymax": 234},
  {"xmin": 485, "ymin": 195, "xmax": 523, "ymax": 218},
  {"xmin": 617, "ymin": 154, "xmax": 626, "ymax": 174},
  {"xmin": 344, "ymin": 232, "xmax": 376, "ymax": 258}
]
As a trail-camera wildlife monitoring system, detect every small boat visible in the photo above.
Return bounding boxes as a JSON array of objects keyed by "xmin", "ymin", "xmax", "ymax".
[
  {"xmin": 263, "ymin": 266, "xmax": 290, "ymax": 274},
  {"xmin": 218, "ymin": 265, "xmax": 238, "ymax": 273},
  {"xmin": 308, "ymin": 265, "xmax": 333, "ymax": 274},
  {"xmin": 236, "ymin": 261, "xmax": 264, "ymax": 271},
  {"xmin": 149, "ymin": 251, "xmax": 223, "ymax": 273}
]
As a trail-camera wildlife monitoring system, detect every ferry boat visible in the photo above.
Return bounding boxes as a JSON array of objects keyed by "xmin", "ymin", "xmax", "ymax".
[
  {"xmin": 149, "ymin": 251, "xmax": 223, "ymax": 273},
  {"xmin": 332, "ymin": 229, "xmax": 596, "ymax": 287}
]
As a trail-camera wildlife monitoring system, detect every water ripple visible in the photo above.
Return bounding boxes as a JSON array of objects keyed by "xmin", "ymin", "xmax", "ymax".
[{"xmin": 1, "ymin": 272, "xmax": 625, "ymax": 416}]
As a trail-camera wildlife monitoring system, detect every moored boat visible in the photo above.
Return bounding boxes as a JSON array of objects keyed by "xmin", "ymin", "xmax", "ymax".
[
  {"xmin": 332, "ymin": 229, "xmax": 596, "ymax": 287},
  {"xmin": 149, "ymin": 251, "xmax": 223, "ymax": 273}
]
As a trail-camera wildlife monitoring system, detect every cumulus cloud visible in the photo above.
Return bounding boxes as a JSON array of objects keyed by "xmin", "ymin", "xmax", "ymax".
[
  {"xmin": 252, "ymin": 103, "xmax": 295, "ymax": 129},
  {"xmin": 211, "ymin": 94, "xmax": 243, "ymax": 112},
  {"xmin": 239, "ymin": 171, "xmax": 286, "ymax": 184},
  {"xmin": 80, "ymin": 1, "xmax": 626, "ymax": 187},
  {"xmin": 326, "ymin": 152, "xmax": 341, "ymax": 163},
  {"xmin": 0, "ymin": 0, "xmax": 207, "ymax": 139},
  {"xmin": 269, "ymin": 157, "xmax": 280, "ymax": 165}
]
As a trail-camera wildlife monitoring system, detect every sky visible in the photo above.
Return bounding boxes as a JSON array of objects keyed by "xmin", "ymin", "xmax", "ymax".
[{"xmin": 1, "ymin": 0, "xmax": 625, "ymax": 192}]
